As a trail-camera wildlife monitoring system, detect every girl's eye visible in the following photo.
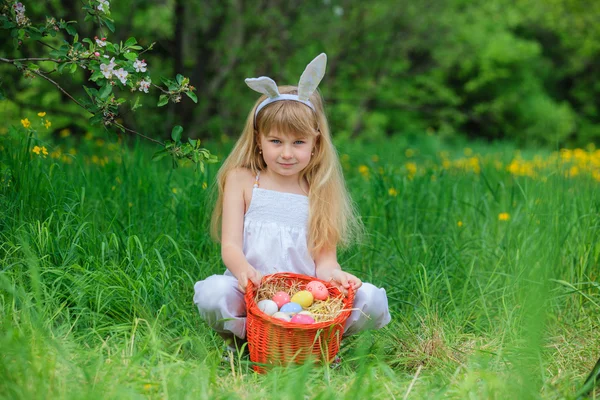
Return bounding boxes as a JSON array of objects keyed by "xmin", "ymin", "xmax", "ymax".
[
  {"xmin": 294, "ymin": 140, "xmax": 305, "ymax": 145},
  {"xmin": 270, "ymin": 139, "xmax": 281, "ymax": 144}
]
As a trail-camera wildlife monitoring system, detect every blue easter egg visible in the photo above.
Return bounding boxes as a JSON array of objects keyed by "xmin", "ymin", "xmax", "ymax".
[{"xmin": 279, "ymin": 302, "xmax": 302, "ymax": 315}]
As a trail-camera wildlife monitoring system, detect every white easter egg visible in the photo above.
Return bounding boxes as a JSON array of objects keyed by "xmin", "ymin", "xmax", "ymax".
[
  {"xmin": 272, "ymin": 312, "xmax": 292, "ymax": 322},
  {"xmin": 257, "ymin": 299, "xmax": 278, "ymax": 316}
]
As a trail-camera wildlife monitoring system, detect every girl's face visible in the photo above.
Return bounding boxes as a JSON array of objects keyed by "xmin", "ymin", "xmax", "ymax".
[{"xmin": 258, "ymin": 130, "xmax": 316, "ymax": 179}]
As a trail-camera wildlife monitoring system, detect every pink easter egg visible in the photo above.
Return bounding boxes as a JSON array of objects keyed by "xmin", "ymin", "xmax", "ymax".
[
  {"xmin": 272, "ymin": 291, "xmax": 291, "ymax": 308},
  {"xmin": 306, "ymin": 281, "xmax": 329, "ymax": 301},
  {"xmin": 290, "ymin": 314, "xmax": 315, "ymax": 324}
]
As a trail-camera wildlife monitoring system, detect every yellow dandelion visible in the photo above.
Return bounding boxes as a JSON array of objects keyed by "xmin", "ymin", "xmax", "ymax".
[
  {"xmin": 68, "ymin": 148, "xmax": 77, "ymax": 155},
  {"xmin": 37, "ymin": 112, "xmax": 46, "ymax": 117},
  {"xmin": 498, "ymin": 212, "xmax": 510, "ymax": 221},
  {"xmin": 405, "ymin": 148, "xmax": 415, "ymax": 158},
  {"xmin": 202, "ymin": 182, "xmax": 208, "ymax": 190},
  {"xmin": 44, "ymin": 120, "xmax": 51, "ymax": 129},
  {"xmin": 457, "ymin": 221, "xmax": 463, "ymax": 227},
  {"xmin": 32, "ymin": 145, "xmax": 41, "ymax": 155},
  {"xmin": 568, "ymin": 166, "xmax": 579, "ymax": 177},
  {"xmin": 388, "ymin": 188, "xmax": 398, "ymax": 197},
  {"xmin": 111, "ymin": 186, "xmax": 116, "ymax": 191},
  {"xmin": 41, "ymin": 146, "xmax": 48, "ymax": 156},
  {"xmin": 405, "ymin": 162, "xmax": 417, "ymax": 178},
  {"xmin": 95, "ymin": 139, "xmax": 105, "ymax": 147},
  {"xmin": 128, "ymin": 202, "xmax": 133, "ymax": 208},
  {"xmin": 358, "ymin": 165, "xmax": 369, "ymax": 179},
  {"xmin": 21, "ymin": 118, "xmax": 31, "ymax": 128},
  {"xmin": 172, "ymin": 187, "xmax": 178, "ymax": 194},
  {"xmin": 60, "ymin": 129, "xmax": 71, "ymax": 138}
]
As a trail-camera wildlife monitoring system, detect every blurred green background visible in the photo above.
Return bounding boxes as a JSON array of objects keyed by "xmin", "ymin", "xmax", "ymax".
[{"xmin": 1, "ymin": 0, "xmax": 600, "ymax": 147}]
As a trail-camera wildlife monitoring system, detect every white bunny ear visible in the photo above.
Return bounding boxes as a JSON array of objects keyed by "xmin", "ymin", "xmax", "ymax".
[
  {"xmin": 245, "ymin": 77, "xmax": 280, "ymax": 98},
  {"xmin": 297, "ymin": 53, "xmax": 327, "ymax": 101}
]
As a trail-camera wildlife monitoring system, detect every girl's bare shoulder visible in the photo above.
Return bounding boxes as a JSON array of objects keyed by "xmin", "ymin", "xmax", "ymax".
[{"xmin": 225, "ymin": 167, "xmax": 255, "ymax": 186}]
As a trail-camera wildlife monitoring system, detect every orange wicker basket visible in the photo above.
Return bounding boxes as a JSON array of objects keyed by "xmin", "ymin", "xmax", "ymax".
[{"xmin": 245, "ymin": 272, "xmax": 354, "ymax": 373}]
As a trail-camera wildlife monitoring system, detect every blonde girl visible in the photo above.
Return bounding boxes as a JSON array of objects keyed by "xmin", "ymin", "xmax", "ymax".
[{"xmin": 194, "ymin": 54, "xmax": 390, "ymax": 343}]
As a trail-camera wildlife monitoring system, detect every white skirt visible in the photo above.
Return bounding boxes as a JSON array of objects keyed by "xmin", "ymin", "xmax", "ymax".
[{"xmin": 193, "ymin": 274, "xmax": 391, "ymax": 339}]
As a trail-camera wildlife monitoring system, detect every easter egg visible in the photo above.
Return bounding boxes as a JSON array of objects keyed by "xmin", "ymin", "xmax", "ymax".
[
  {"xmin": 279, "ymin": 302, "xmax": 302, "ymax": 315},
  {"xmin": 272, "ymin": 291, "xmax": 291, "ymax": 308},
  {"xmin": 291, "ymin": 290, "xmax": 314, "ymax": 308},
  {"xmin": 272, "ymin": 312, "xmax": 291, "ymax": 322},
  {"xmin": 257, "ymin": 299, "xmax": 278, "ymax": 316},
  {"xmin": 291, "ymin": 314, "xmax": 315, "ymax": 324},
  {"xmin": 306, "ymin": 281, "xmax": 329, "ymax": 301},
  {"xmin": 298, "ymin": 311, "xmax": 313, "ymax": 316}
]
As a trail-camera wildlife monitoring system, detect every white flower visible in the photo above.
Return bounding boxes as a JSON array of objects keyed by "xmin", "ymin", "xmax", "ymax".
[
  {"xmin": 95, "ymin": 37, "xmax": 107, "ymax": 47},
  {"xmin": 133, "ymin": 59, "xmax": 147, "ymax": 73},
  {"xmin": 114, "ymin": 68, "xmax": 128, "ymax": 85},
  {"xmin": 100, "ymin": 63, "xmax": 113, "ymax": 79},
  {"xmin": 97, "ymin": 0, "xmax": 110, "ymax": 12},
  {"xmin": 14, "ymin": 2, "xmax": 25, "ymax": 12},
  {"xmin": 100, "ymin": 57, "xmax": 116, "ymax": 79},
  {"xmin": 333, "ymin": 6, "xmax": 344, "ymax": 16},
  {"xmin": 139, "ymin": 78, "xmax": 151, "ymax": 93}
]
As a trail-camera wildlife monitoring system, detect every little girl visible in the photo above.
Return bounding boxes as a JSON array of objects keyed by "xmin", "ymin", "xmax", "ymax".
[{"xmin": 194, "ymin": 53, "xmax": 390, "ymax": 344}]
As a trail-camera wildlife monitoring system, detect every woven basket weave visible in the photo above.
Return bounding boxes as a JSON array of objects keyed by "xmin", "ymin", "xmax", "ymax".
[{"xmin": 245, "ymin": 272, "xmax": 354, "ymax": 373}]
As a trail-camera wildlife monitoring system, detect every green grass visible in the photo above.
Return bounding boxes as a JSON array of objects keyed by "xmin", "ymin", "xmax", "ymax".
[{"xmin": 1, "ymin": 124, "xmax": 599, "ymax": 399}]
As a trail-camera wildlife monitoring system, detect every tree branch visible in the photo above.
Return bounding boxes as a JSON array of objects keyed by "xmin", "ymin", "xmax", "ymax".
[
  {"xmin": 1, "ymin": 57, "xmax": 63, "ymax": 63},
  {"xmin": 113, "ymin": 122, "xmax": 164, "ymax": 145},
  {"xmin": 25, "ymin": 67, "xmax": 90, "ymax": 110}
]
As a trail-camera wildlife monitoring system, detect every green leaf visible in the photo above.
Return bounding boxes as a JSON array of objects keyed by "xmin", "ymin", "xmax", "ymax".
[
  {"xmin": 89, "ymin": 70, "xmax": 104, "ymax": 81},
  {"xmin": 83, "ymin": 86, "xmax": 99, "ymax": 100},
  {"xmin": 89, "ymin": 113, "xmax": 103, "ymax": 125},
  {"xmin": 124, "ymin": 37, "xmax": 137, "ymax": 47},
  {"xmin": 176, "ymin": 74, "xmax": 184, "ymax": 85},
  {"xmin": 157, "ymin": 95, "xmax": 169, "ymax": 107},
  {"xmin": 99, "ymin": 84, "xmax": 112, "ymax": 100},
  {"xmin": 152, "ymin": 149, "xmax": 170, "ymax": 162},
  {"xmin": 185, "ymin": 91, "xmax": 198, "ymax": 103},
  {"xmin": 129, "ymin": 45, "xmax": 142, "ymax": 50},
  {"xmin": 105, "ymin": 43, "xmax": 116, "ymax": 53},
  {"xmin": 131, "ymin": 96, "xmax": 142, "ymax": 111},
  {"xmin": 123, "ymin": 52, "xmax": 138, "ymax": 61},
  {"xmin": 65, "ymin": 23, "xmax": 77, "ymax": 36},
  {"xmin": 188, "ymin": 138, "xmax": 197, "ymax": 147},
  {"xmin": 28, "ymin": 63, "xmax": 40, "ymax": 71},
  {"xmin": 104, "ymin": 18, "xmax": 115, "ymax": 33},
  {"xmin": 57, "ymin": 63, "xmax": 68, "ymax": 73},
  {"xmin": 171, "ymin": 126, "xmax": 183, "ymax": 143},
  {"xmin": 160, "ymin": 77, "xmax": 178, "ymax": 91},
  {"xmin": 69, "ymin": 63, "xmax": 77, "ymax": 74}
]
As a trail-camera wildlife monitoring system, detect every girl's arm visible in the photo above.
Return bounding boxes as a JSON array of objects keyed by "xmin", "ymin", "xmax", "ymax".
[
  {"xmin": 221, "ymin": 168, "xmax": 262, "ymax": 292},
  {"xmin": 314, "ymin": 246, "xmax": 362, "ymax": 295}
]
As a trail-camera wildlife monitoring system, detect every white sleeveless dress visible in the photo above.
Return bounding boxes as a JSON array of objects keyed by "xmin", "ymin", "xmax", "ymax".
[{"xmin": 193, "ymin": 172, "xmax": 390, "ymax": 339}]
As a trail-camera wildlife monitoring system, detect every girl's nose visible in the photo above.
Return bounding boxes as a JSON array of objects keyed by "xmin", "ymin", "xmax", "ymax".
[{"xmin": 281, "ymin": 145, "xmax": 293, "ymax": 159}]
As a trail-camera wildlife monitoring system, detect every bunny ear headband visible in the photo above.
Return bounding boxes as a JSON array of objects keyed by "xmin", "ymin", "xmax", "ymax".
[{"xmin": 245, "ymin": 53, "xmax": 327, "ymax": 124}]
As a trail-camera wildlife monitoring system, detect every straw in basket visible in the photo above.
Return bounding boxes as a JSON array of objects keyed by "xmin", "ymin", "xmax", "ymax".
[{"xmin": 245, "ymin": 272, "xmax": 354, "ymax": 373}]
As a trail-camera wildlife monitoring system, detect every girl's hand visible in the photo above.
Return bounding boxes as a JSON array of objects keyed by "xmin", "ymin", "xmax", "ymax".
[
  {"xmin": 237, "ymin": 267, "xmax": 263, "ymax": 293},
  {"xmin": 321, "ymin": 269, "xmax": 362, "ymax": 296}
]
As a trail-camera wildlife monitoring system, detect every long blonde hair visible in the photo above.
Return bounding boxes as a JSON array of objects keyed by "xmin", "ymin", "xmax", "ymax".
[{"xmin": 211, "ymin": 86, "xmax": 362, "ymax": 255}]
